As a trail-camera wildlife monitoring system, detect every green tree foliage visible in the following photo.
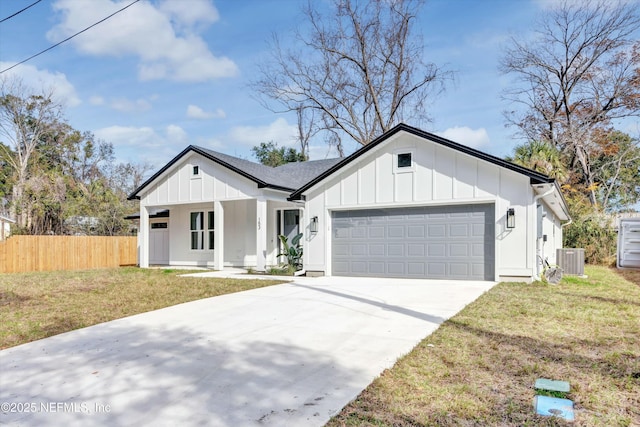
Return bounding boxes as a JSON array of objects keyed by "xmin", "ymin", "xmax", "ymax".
[
  {"xmin": 251, "ymin": 141, "xmax": 307, "ymax": 167},
  {"xmin": 591, "ymin": 131, "xmax": 640, "ymax": 212},
  {"xmin": 0, "ymin": 82, "xmax": 147, "ymax": 236},
  {"xmin": 507, "ymin": 132, "xmax": 639, "ymax": 263},
  {"xmin": 501, "ymin": 0, "xmax": 640, "ymax": 207},
  {"xmin": 0, "ymin": 78, "xmax": 64, "ymax": 228},
  {"xmin": 563, "ymin": 215, "xmax": 618, "ymax": 265},
  {"xmin": 506, "ymin": 140, "xmax": 568, "ymax": 182},
  {"xmin": 0, "ymin": 142, "xmax": 13, "ymax": 205}
]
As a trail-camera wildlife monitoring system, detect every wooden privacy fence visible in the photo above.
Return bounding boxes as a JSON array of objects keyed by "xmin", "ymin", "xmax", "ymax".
[{"xmin": 0, "ymin": 235, "xmax": 138, "ymax": 273}]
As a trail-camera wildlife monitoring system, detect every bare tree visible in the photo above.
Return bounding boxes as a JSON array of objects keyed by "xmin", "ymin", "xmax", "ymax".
[
  {"xmin": 254, "ymin": 0, "xmax": 451, "ymax": 153},
  {"xmin": 0, "ymin": 77, "xmax": 63, "ymax": 228},
  {"xmin": 296, "ymin": 105, "xmax": 313, "ymax": 159},
  {"xmin": 500, "ymin": 0, "xmax": 640, "ymax": 206}
]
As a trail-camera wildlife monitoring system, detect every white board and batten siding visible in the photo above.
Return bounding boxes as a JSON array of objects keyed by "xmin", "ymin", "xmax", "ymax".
[
  {"xmin": 138, "ymin": 153, "xmax": 262, "ymax": 268},
  {"xmin": 141, "ymin": 153, "xmax": 260, "ymax": 206},
  {"xmin": 304, "ymin": 132, "xmax": 537, "ymax": 280}
]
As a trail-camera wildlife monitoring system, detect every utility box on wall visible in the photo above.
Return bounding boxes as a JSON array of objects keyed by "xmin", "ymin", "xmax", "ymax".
[
  {"xmin": 618, "ymin": 218, "xmax": 640, "ymax": 269},
  {"xmin": 557, "ymin": 248, "xmax": 585, "ymax": 276}
]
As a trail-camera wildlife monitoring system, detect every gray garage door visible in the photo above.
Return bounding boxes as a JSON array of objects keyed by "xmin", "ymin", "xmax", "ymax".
[{"xmin": 332, "ymin": 204, "xmax": 495, "ymax": 280}]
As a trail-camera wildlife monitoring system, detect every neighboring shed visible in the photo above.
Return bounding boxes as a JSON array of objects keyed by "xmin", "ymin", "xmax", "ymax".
[
  {"xmin": 618, "ymin": 218, "xmax": 640, "ymax": 269},
  {"xmin": 0, "ymin": 215, "xmax": 15, "ymax": 241}
]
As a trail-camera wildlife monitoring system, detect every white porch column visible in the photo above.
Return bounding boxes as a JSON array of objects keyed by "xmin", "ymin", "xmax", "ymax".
[
  {"xmin": 139, "ymin": 206, "xmax": 150, "ymax": 268},
  {"xmin": 214, "ymin": 200, "xmax": 224, "ymax": 270},
  {"xmin": 256, "ymin": 198, "xmax": 267, "ymax": 271}
]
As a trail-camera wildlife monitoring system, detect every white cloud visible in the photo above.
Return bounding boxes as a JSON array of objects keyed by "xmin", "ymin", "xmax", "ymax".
[
  {"xmin": 195, "ymin": 136, "xmax": 225, "ymax": 150},
  {"xmin": 0, "ymin": 62, "xmax": 80, "ymax": 107},
  {"xmin": 94, "ymin": 124, "xmax": 189, "ymax": 166},
  {"xmin": 186, "ymin": 104, "xmax": 226, "ymax": 119},
  {"xmin": 89, "ymin": 96, "xmax": 105, "ymax": 106},
  {"xmin": 110, "ymin": 97, "xmax": 152, "ymax": 113},
  {"xmin": 47, "ymin": 0, "xmax": 238, "ymax": 82},
  {"xmin": 229, "ymin": 118, "xmax": 298, "ymax": 147},
  {"xmin": 166, "ymin": 124, "xmax": 189, "ymax": 144},
  {"xmin": 438, "ymin": 126, "xmax": 490, "ymax": 148},
  {"xmin": 159, "ymin": 0, "xmax": 219, "ymax": 29}
]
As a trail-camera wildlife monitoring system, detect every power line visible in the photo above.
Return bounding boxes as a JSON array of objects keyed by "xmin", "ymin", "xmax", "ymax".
[
  {"xmin": 0, "ymin": 0, "xmax": 43, "ymax": 24},
  {"xmin": 0, "ymin": 0, "xmax": 141, "ymax": 74}
]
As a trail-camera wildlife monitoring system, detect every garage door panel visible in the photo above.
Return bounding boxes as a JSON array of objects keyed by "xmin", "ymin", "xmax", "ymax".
[
  {"xmin": 368, "ymin": 262, "xmax": 385, "ymax": 275},
  {"xmin": 408, "ymin": 225, "xmax": 425, "ymax": 238},
  {"xmin": 407, "ymin": 263, "xmax": 425, "ymax": 274},
  {"xmin": 334, "ymin": 227, "xmax": 350, "ymax": 239},
  {"xmin": 449, "ymin": 263, "xmax": 469, "ymax": 276},
  {"xmin": 351, "ymin": 244, "xmax": 367, "ymax": 256},
  {"xmin": 332, "ymin": 204, "xmax": 495, "ymax": 280},
  {"xmin": 428, "ymin": 224, "xmax": 446, "ymax": 237},
  {"xmin": 471, "ymin": 223, "xmax": 485, "ymax": 236},
  {"xmin": 388, "ymin": 226, "xmax": 405, "ymax": 238},
  {"xmin": 450, "ymin": 223, "xmax": 469, "ymax": 237},
  {"xmin": 369, "ymin": 226, "xmax": 385, "ymax": 238},
  {"xmin": 472, "ymin": 263, "xmax": 485, "ymax": 277},
  {"xmin": 428, "ymin": 243, "xmax": 446, "ymax": 257},
  {"xmin": 351, "ymin": 227, "xmax": 366, "ymax": 238},
  {"xmin": 388, "ymin": 244, "xmax": 404, "ymax": 256},
  {"xmin": 387, "ymin": 262, "xmax": 405, "ymax": 275},
  {"xmin": 408, "ymin": 244, "xmax": 425, "ymax": 256},
  {"xmin": 369, "ymin": 244, "xmax": 385, "ymax": 256},
  {"xmin": 472, "ymin": 242, "xmax": 484, "ymax": 257},
  {"xmin": 427, "ymin": 263, "xmax": 446, "ymax": 276},
  {"xmin": 333, "ymin": 261, "xmax": 349, "ymax": 274},
  {"xmin": 333, "ymin": 244, "xmax": 349, "ymax": 256},
  {"xmin": 449, "ymin": 243, "xmax": 469, "ymax": 257},
  {"xmin": 351, "ymin": 262, "xmax": 368, "ymax": 274}
]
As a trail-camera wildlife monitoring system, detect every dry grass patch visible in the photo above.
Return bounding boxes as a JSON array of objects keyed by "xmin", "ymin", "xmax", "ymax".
[
  {"xmin": 0, "ymin": 267, "xmax": 283, "ymax": 349},
  {"xmin": 329, "ymin": 266, "xmax": 640, "ymax": 426}
]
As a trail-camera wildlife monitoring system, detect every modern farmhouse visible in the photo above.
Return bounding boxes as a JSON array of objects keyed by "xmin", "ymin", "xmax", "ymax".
[{"xmin": 128, "ymin": 123, "xmax": 570, "ymax": 282}]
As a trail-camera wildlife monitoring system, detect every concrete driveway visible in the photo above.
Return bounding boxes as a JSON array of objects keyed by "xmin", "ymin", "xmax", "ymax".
[{"xmin": 0, "ymin": 276, "xmax": 495, "ymax": 426}]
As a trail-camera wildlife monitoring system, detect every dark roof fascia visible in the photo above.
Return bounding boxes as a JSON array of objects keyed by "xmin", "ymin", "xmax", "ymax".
[
  {"xmin": 128, "ymin": 145, "xmax": 296, "ymax": 200},
  {"xmin": 288, "ymin": 123, "xmax": 554, "ymax": 200},
  {"xmin": 257, "ymin": 182, "xmax": 298, "ymax": 192}
]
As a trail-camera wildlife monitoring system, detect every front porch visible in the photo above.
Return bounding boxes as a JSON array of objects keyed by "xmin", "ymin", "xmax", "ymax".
[{"xmin": 138, "ymin": 198, "xmax": 304, "ymax": 271}]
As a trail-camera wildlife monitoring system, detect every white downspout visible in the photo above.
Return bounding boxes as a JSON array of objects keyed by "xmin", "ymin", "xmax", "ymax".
[{"xmin": 533, "ymin": 187, "xmax": 555, "ymax": 281}]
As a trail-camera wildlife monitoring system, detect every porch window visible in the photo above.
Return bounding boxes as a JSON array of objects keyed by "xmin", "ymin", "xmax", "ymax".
[
  {"xmin": 208, "ymin": 211, "xmax": 215, "ymax": 250},
  {"xmin": 190, "ymin": 212, "xmax": 204, "ymax": 250},
  {"xmin": 191, "ymin": 211, "xmax": 215, "ymax": 250}
]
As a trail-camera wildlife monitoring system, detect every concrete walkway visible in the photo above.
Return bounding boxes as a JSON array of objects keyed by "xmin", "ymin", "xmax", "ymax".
[{"xmin": 0, "ymin": 276, "xmax": 495, "ymax": 427}]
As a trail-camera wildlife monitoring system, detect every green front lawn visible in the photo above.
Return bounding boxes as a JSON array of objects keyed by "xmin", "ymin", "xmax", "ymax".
[
  {"xmin": 0, "ymin": 267, "xmax": 284, "ymax": 350},
  {"xmin": 329, "ymin": 266, "xmax": 640, "ymax": 426}
]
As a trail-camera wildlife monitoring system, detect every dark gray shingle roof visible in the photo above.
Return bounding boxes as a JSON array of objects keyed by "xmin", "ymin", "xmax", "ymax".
[
  {"xmin": 127, "ymin": 145, "xmax": 342, "ymax": 199},
  {"xmin": 195, "ymin": 146, "xmax": 341, "ymax": 191}
]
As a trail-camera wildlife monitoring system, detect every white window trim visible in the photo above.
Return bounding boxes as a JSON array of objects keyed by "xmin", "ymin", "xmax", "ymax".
[
  {"xmin": 393, "ymin": 149, "xmax": 415, "ymax": 174},
  {"xmin": 191, "ymin": 164, "xmax": 201, "ymax": 179},
  {"xmin": 189, "ymin": 210, "xmax": 215, "ymax": 251}
]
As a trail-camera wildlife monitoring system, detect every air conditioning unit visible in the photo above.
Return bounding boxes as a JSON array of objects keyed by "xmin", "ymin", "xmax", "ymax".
[
  {"xmin": 618, "ymin": 218, "xmax": 640, "ymax": 269},
  {"xmin": 557, "ymin": 248, "xmax": 585, "ymax": 276}
]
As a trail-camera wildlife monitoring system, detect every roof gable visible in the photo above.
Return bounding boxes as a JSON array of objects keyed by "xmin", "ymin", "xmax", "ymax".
[
  {"xmin": 128, "ymin": 145, "xmax": 341, "ymax": 200},
  {"xmin": 288, "ymin": 123, "xmax": 555, "ymax": 200}
]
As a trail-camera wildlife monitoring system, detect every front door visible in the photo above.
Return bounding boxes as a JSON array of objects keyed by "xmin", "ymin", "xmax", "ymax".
[
  {"xmin": 149, "ymin": 221, "xmax": 169, "ymax": 265},
  {"xmin": 277, "ymin": 209, "xmax": 300, "ymax": 260}
]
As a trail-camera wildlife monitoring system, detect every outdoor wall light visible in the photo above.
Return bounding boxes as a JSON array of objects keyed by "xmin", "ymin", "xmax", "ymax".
[
  {"xmin": 310, "ymin": 216, "xmax": 319, "ymax": 233},
  {"xmin": 506, "ymin": 208, "xmax": 516, "ymax": 229}
]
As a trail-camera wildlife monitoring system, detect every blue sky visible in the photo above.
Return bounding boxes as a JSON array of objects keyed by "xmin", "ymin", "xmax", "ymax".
[{"xmin": 1, "ymin": 0, "xmax": 633, "ymax": 171}]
